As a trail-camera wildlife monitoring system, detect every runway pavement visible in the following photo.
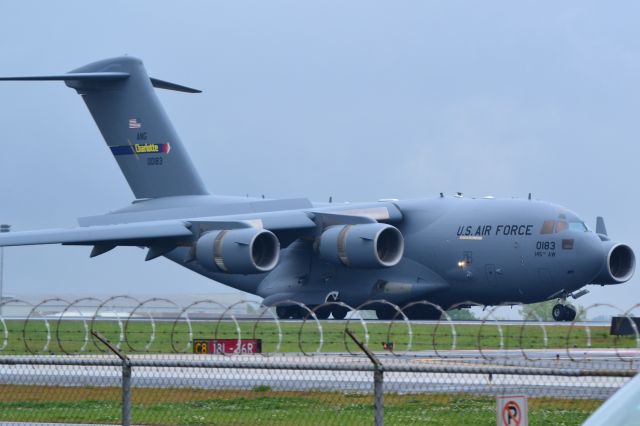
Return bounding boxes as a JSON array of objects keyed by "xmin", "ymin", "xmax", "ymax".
[{"xmin": 0, "ymin": 349, "xmax": 635, "ymax": 400}]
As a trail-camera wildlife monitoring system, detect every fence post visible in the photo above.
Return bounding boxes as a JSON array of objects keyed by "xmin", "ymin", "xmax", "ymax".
[
  {"xmin": 121, "ymin": 359, "xmax": 132, "ymax": 426},
  {"xmin": 92, "ymin": 331, "xmax": 132, "ymax": 426},
  {"xmin": 346, "ymin": 329, "xmax": 384, "ymax": 426}
]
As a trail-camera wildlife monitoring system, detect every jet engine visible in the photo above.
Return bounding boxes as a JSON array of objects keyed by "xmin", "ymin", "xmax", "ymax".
[
  {"xmin": 196, "ymin": 228, "xmax": 280, "ymax": 274},
  {"xmin": 591, "ymin": 242, "xmax": 636, "ymax": 284},
  {"xmin": 318, "ymin": 223, "xmax": 404, "ymax": 269}
]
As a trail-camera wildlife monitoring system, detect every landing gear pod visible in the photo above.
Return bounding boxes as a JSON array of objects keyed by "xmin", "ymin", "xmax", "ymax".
[
  {"xmin": 318, "ymin": 223, "xmax": 404, "ymax": 269},
  {"xmin": 196, "ymin": 229, "xmax": 280, "ymax": 274}
]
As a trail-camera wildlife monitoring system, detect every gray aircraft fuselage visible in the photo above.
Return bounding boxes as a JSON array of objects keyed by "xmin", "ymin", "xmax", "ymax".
[
  {"xmin": 177, "ymin": 197, "xmax": 608, "ymax": 308},
  {"xmin": 86, "ymin": 192, "xmax": 622, "ymax": 312}
]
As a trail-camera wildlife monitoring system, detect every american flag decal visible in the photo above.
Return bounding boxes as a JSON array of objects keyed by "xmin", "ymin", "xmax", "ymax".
[{"xmin": 128, "ymin": 118, "xmax": 142, "ymax": 129}]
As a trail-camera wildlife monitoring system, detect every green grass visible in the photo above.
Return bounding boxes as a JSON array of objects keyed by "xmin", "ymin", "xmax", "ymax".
[
  {"xmin": 1, "ymin": 318, "xmax": 635, "ymax": 355},
  {"xmin": 0, "ymin": 385, "xmax": 600, "ymax": 425},
  {"xmin": 0, "ymin": 321, "xmax": 619, "ymax": 424}
]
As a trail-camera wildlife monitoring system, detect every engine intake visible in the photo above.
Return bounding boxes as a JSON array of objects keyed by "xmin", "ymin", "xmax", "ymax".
[
  {"xmin": 591, "ymin": 242, "xmax": 635, "ymax": 284},
  {"xmin": 318, "ymin": 223, "xmax": 404, "ymax": 269},
  {"xmin": 196, "ymin": 228, "xmax": 280, "ymax": 274}
]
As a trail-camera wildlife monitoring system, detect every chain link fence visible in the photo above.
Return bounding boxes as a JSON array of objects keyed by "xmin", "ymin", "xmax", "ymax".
[{"xmin": 0, "ymin": 296, "xmax": 638, "ymax": 425}]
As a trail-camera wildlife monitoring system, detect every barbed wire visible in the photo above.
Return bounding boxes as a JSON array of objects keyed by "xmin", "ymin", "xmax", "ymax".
[{"xmin": 0, "ymin": 297, "xmax": 638, "ymax": 365}]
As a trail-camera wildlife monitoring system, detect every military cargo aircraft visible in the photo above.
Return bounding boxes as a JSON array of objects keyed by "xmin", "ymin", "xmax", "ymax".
[{"xmin": 0, "ymin": 57, "xmax": 634, "ymax": 321}]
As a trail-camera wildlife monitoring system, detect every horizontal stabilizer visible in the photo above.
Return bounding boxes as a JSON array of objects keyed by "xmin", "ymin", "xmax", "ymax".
[
  {"xmin": 150, "ymin": 77, "xmax": 201, "ymax": 93},
  {"xmin": 0, "ymin": 73, "xmax": 201, "ymax": 93},
  {"xmin": 0, "ymin": 72, "xmax": 129, "ymax": 81}
]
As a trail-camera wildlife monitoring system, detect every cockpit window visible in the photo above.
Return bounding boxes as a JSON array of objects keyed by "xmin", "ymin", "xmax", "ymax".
[
  {"xmin": 541, "ymin": 220, "xmax": 555, "ymax": 234},
  {"xmin": 569, "ymin": 221, "xmax": 588, "ymax": 232},
  {"xmin": 540, "ymin": 220, "xmax": 588, "ymax": 234}
]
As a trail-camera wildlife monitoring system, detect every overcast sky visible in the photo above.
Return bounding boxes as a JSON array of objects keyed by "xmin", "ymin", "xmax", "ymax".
[{"xmin": 0, "ymin": 1, "xmax": 639, "ymax": 312}]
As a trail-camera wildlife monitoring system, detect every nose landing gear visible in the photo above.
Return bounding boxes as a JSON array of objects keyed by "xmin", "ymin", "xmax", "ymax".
[
  {"xmin": 552, "ymin": 303, "xmax": 577, "ymax": 322},
  {"xmin": 548, "ymin": 288, "xmax": 587, "ymax": 322}
]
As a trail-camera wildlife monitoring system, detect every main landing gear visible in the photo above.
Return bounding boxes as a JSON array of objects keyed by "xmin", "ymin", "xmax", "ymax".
[
  {"xmin": 276, "ymin": 305, "xmax": 350, "ymax": 320},
  {"xmin": 276, "ymin": 305, "xmax": 307, "ymax": 320},
  {"xmin": 313, "ymin": 305, "xmax": 349, "ymax": 320},
  {"xmin": 552, "ymin": 303, "xmax": 577, "ymax": 322}
]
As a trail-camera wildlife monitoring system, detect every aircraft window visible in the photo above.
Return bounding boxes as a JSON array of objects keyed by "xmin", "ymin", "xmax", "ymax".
[
  {"xmin": 569, "ymin": 221, "xmax": 588, "ymax": 232},
  {"xmin": 541, "ymin": 220, "xmax": 555, "ymax": 234},
  {"xmin": 555, "ymin": 221, "xmax": 569, "ymax": 233}
]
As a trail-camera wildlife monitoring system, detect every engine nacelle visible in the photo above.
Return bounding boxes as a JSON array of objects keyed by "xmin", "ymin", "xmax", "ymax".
[
  {"xmin": 591, "ymin": 242, "xmax": 636, "ymax": 284},
  {"xmin": 318, "ymin": 223, "xmax": 404, "ymax": 269},
  {"xmin": 196, "ymin": 228, "xmax": 280, "ymax": 274}
]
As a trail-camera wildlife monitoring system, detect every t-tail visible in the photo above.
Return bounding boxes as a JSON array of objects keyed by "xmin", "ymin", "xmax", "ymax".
[{"xmin": 0, "ymin": 57, "xmax": 208, "ymax": 199}]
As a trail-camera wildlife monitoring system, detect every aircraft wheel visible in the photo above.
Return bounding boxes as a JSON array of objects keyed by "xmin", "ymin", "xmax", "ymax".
[
  {"xmin": 331, "ymin": 306, "xmax": 349, "ymax": 320},
  {"xmin": 314, "ymin": 306, "xmax": 331, "ymax": 320},
  {"xmin": 290, "ymin": 306, "xmax": 307, "ymax": 320},
  {"xmin": 276, "ymin": 306, "xmax": 292, "ymax": 319},
  {"xmin": 375, "ymin": 306, "xmax": 396, "ymax": 320},
  {"xmin": 551, "ymin": 304, "xmax": 566, "ymax": 321},
  {"xmin": 564, "ymin": 305, "xmax": 577, "ymax": 322},
  {"xmin": 276, "ymin": 306, "xmax": 306, "ymax": 319},
  {"xmin": 402, "ymin": 304, "xmax": 442, "ymax": 320}
]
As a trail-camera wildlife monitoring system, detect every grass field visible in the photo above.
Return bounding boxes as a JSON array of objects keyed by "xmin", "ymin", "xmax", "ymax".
[
  {"xmin": 0, "ymin": 385, "xmax": 600, "ymax": 425},
  {"xmin": 1, "ymin": 318, "xmax": 634, "ymax": 355},
  {"xmin": 0, "ymin": 319, "xmax": 621, "ymax": 425}
]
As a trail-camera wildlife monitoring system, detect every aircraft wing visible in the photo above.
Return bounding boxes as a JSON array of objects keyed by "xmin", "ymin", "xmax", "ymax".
[
  {"xmin": 0, "ymin": 220, "xmax": 195, "ymax": 247},
  {"xmin": 0, "ymin": 209, "xmax": 323, "ymax": 249},
  {"xmin": 0, "ymin": 204, "xmax": 399, "ymax": 260}
]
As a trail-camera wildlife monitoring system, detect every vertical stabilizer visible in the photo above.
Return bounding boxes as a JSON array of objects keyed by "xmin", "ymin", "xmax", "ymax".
[{"xmin": 65, "ymin": 57, "xmax": 208, "ymax": 199}]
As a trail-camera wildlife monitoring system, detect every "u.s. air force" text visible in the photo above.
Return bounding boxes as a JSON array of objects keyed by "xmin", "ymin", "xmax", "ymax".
[{"xmin": 457, "ymin": 224, "xmax": 534, "ymax": 237}]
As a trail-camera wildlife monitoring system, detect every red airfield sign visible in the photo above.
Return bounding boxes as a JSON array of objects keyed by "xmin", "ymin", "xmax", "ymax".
[{"xmin": 193, "ymin": 339, "xmax": 262, "ymax": 354}]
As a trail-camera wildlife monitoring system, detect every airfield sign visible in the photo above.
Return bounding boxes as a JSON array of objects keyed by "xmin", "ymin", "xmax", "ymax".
[
  {"xmin": 497, "ymin": 396, "xmax": 528, "ymax": 426},
  {"xmin": 193, "ymin": 339, "xmax": 262, "ymax": 354}
]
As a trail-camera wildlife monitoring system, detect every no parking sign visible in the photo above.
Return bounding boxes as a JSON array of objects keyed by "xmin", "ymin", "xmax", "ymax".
[{"xmin": 497, "ymin": 396, "xmax": 528, "ymax": 426}]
